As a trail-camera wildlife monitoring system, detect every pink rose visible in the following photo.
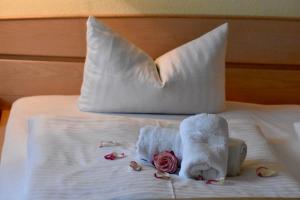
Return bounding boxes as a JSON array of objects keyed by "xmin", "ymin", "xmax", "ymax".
[{"xmin": 153, "ymin": 151, "xmax": 178, "ymax": 174}]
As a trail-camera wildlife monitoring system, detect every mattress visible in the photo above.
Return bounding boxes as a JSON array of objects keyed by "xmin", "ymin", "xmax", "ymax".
[{"xmin": 1, "ymin": 95, "xmax": 300, "ymax": 200}]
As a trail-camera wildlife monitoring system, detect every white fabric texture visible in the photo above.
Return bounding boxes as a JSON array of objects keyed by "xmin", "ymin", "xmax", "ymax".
[
  {"xmin": 294, "ymin": 122, "xmax": 300, "ymax": 140},
  {"xmin": 78, "ymin": 16, "xmax": 228, "ymax": 114},
  {"xmin": 179, "ymin": 114, "xmax": 229, "ymax": 180},
  {"xmin": 136, "ymin": 125, "xmax": 182, "ymax": 162},
  {"xmin": 24, "ymin": 116, "xmax": 176, "ymax": 200},
  {"xmin": 136, "ymin": 125, "xmax": 247, "ymax": 176},
  {"xmin": 1, "ymin": 96, "xmax": 300, "ymax": 200}
]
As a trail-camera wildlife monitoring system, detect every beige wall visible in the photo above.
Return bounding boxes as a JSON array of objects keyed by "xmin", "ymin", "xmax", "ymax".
[
  {"xmin": 0, "ymin": 0, "xmax": 300, "ymax": 19},
  {"xmin": 0, "ymin": 0, "xmax": 300, "ymax": 18}
]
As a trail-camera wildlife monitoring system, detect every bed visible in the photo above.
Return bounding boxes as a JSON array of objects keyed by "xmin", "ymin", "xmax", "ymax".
[
  {"xmin": 1, "ymin": 96, "xmax": 300, "ymax": 200},
  {"xmin": 0, "ymin": 15, "xmax": 300, "ymax": 200}
]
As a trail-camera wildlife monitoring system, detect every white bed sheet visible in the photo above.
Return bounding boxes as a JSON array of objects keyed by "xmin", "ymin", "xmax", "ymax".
[{"xmin": 1, "ymin": 95, "xmax": 300, "ymax": 200}]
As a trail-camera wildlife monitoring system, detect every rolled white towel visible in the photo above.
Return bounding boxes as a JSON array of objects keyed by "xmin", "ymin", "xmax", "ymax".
[
  {"xmin": 136, "ymin": 126, "xmax": 247, "ymax": 177},
  {"xmin": 179, "ymin": 114, "xmax": 229, "ymax": 180},
  {"xmin": 136, "ymin": 125, "xmax": 182, "ymax": 163},
  {"xmin": 294, "ymin": 122, "xmax": 300, "ymax": 140},
  {"xmin": 227, "ymin": 138, "xmax": 247, "ymax": 176}
]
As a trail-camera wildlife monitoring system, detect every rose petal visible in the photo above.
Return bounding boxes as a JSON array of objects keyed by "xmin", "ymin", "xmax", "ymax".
[
  {"xmin": 116, "ymin": 153, "xmax": 126, "ymax": 158},
  {"xmin": 256, "ymin": 166, "xmax": 277, "ymax": 177},
  {"xmin": 206, "ymin": 178, "xmax": 225, "ymax": 185},
  {"xmin": 99, "ymin": 141, "xmax": 119, "ymax": 148},
  {"xmin": 104, "ymin": 152, "xmax": 116, "ymax": 160},
  {"xmin": 104, "ymin": 152, "xmax": 125, "ymax": 160},
  {"xmin": 129, "ymin": 161, "xmax": 142, "ymax": 171},
  {"xmin": 154, "ymin": 170, "xmax": 171, "ymax": 180}
]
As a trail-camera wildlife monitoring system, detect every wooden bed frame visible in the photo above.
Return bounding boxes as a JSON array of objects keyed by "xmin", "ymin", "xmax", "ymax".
[
  {"xmin": 1, "ymin": 16, "xmax": 300, "ymax": 199},
  {"xmin": 0, "ymin": 16, "xmax": 300, "ymax": 109}
]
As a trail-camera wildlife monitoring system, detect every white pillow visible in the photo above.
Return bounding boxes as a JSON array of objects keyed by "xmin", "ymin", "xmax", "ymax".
[{"xmin": 79, "ymin": 16, "xmax": 228, "ymax": 114}]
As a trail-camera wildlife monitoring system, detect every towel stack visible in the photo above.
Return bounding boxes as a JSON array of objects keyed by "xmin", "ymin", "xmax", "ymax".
[{"xmin": 136, "ymin": 114, "xmax": 247, "ymax": 180}]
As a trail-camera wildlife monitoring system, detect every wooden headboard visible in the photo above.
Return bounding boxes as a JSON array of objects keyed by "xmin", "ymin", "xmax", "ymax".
[{"xmin": 0, "ymin": 16, "xmax": 300, "ymax": 108}]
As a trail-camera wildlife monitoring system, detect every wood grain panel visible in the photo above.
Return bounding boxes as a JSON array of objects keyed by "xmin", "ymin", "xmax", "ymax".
[
  {"xmin": 0, "ymin": 17, "xmax": 300, "ymax": 65},
  {"xmin": 0, "ymin": 59, "xmax": 83, "ymax": 96},
  {"xmin": 0, "ymin": 59, "xmax": 299, "ymax": 108},
  {"xmin": 226, "ymin": 67, "xmax": 300, "ymax": 104}
]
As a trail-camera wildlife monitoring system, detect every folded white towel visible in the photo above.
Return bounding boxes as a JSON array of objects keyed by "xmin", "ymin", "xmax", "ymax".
[
  {"xmin": 136, "ymin": 126, "xmax": 182, "ymax": 163},
  {"xmin": 294, "ymin": 122, "xmax": 300, "ymax": 140},
  {"xmin": 179, "ymin": 114, "xmax": 229, "ymax": 180},
  {"xmin": 136, "ymin": 125, "xmax": 246, "ymax": 176},
  {"xmin": 227, "ymin": 138, "xmax": 247, "ymax": 176}
]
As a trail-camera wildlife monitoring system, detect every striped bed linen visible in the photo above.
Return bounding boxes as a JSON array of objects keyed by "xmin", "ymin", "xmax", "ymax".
[{"xmin": 23, "ymin": 115, "xmax": 300, "ymax": 200}]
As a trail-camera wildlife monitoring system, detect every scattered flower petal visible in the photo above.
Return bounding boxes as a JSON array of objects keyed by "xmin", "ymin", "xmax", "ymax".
[
  {"xmin": 104, "ymin": 152, "xmax": 125, "ymax": 160},
  {"xmin": 99, "ymin": 141, "xmax": 119, "ymax": 148},
  {"xmin": 153, "ymin": 151, "xmax": 178, "ymax": 174},
  {"xmin": 196, "ymin": 175, "xmax": 225, "ymax": 185},
  {"xmin": 154, "ymin": 170, "xmax": 171, "ymax": 180},
  {"xmin": 205, "ymin": 178, "xmax": 225, "ymax": 185},
  {"xmin": 129, "ymin": 161, "xmax": 142, "ymax": 171},
  {"xmin": 256, "ymin": 166, "xmax": 277, "ymax": 177}
]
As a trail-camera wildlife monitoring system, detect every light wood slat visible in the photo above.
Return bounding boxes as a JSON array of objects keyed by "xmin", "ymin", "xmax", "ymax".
[
  {"xmin": 0, "ymin": 59, "xmax": 83, "ymax": 80},
  {"xmin": 0, "ymin": 59, "xmax": 299, "ymax": 108},
  {"xmin": 0, "ymin": 59, "xmax": 83, "ymax": 96},
  {"xmin": 0, "ymin": 17, "xmax": 300, "ymax": 65},
  {"xmin": 0, "ymin": 18, "xmax": 86, "ymax": 58}
]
